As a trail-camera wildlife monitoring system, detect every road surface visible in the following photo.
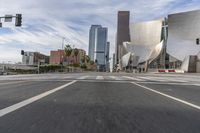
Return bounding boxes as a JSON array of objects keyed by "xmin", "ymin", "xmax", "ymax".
[{"xmin": 0, "ymin": 72, "xmax": 200, "ymax": 133}]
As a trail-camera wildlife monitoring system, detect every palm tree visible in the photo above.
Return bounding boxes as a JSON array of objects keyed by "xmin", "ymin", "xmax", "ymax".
[
  {"xmin": 64, "ymin": 45, "xmax": 72, "ymax": 65},
  {"xmin": 73, "ymin": 48, "xmax": 79, "ymax": 64},
  {"xmin": 86, "ymin": 55, "xmax": 90, "ymax": 63},
  {"xmin": 81, "ymin": 55, "xmax": 85, "ymax": 64}
]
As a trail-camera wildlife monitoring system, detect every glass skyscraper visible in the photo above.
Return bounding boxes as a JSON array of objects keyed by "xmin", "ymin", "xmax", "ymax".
[
  {"xmin": 88, "ymin": 25, "xmax": 108, "ymax": 71},
  {"xmin": 88, "ymin": 25, "xmax": 101, "ymax": 61}
]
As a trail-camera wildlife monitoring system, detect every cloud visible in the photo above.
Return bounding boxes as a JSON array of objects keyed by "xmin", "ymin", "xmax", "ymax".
[{"xmin": 0, "ymin": 0, "xmax": 199, "ymax": 63}]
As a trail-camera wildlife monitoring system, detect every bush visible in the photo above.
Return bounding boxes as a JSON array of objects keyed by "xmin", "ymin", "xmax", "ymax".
[
  {"xmin": 72, "ymin": 63, "xmax": 80, "ymax": 68},
  {"xmin": 39, "ymin": 65, "xmax": 61, "ymax": 73},
  {"xmin": 80, "ymin": 64, "xmax": 87, "ymax": 69}
]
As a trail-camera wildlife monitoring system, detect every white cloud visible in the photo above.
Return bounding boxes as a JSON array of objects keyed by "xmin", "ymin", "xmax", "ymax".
[{"xmin": 0, "ymin": 0, "xmax": 199, "ymax": 63}]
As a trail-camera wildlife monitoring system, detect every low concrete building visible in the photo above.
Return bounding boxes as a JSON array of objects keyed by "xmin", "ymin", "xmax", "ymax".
[{"xmin": 22, "ymin": 51, "xmax": 49, "ymax": 66}]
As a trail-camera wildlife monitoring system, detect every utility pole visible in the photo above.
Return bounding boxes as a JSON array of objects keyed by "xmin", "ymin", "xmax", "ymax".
[
  {"xmin": 62, "ymin": 37, "xmax": 65, "ymax": 49},
  {"xmin": 61, "ymin": 37, "xmax": 65, "ymax": 72},
  {"xmin": 38, "ymin": 61, "xmax": 40, "ymax": 74}
]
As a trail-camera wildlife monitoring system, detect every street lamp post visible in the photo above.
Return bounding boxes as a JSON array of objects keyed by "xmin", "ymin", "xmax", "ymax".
[{"xmin": 38, "ymin": 59, "xmax": 44, "ymax": 74}]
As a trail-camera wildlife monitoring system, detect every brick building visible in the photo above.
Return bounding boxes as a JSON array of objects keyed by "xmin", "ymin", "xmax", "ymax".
[{"xmin": 50, "ymin": 49, "xmax": 86, "ymax": 65}]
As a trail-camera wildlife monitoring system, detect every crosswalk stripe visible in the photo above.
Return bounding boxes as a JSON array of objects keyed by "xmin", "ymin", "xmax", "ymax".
[
  {"xmin": 139, "ymin": 77, "xmax": 187, "ymax": 82},
  {"xmin": 139, "ymin": 77, "xmax": 166, "ymax": 82},
  {"xmin": 96, "ymin": 76, "xmax": 104, "ymax": 80},
  {"xmin": 63, "ymin": 76, "xmax": 72, "ymax": 79},
  {"xmin": 109, "ymin": 76, "xmax": 121, "ymax": 80},
  {"xmin": 123, "ymin": 76, "xmax": 144, "ymax": 81},
  {"xmin": 77, "ymin": 76, "xmax": 89, "ymax": 80},
  {"xmin": 0, "ymin": 81, "xmax": 29, "ymax": 85},
  {"xmin": 140, "ymin": 77, "xmax": 156, "ymax": 81}
]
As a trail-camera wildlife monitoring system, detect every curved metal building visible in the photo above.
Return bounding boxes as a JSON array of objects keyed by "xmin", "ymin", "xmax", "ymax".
[
  {"xmin": 121, "ymin": 19, "xmax": 164, "ymax": 68},
  {"xmin": 117, "ymin": 10, "xmax": 200, "ymax": 72},
  {"xmin": 167, "ymin": 10, "xmax": 200, "ymax": 61}
]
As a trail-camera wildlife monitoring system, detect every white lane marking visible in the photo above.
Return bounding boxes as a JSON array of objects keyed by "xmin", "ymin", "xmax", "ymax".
[
  {"xmin": 192, "ymin": 84, "xmax": 200, "ymax": 86},
  {"xmin": 96, "ymin": 76, "xmax": 104, "ymax": 80},
  {"xmin": 123, "ymin": 76, "xmax": 144, "ymax": 81},
  {"xmin": 62, "ymin": 76, "xmax": 71, "ymax": 79},
  {"xmin": 0, "ymin": 80, "xmax": 77, "ymax": 117},
  {"xmin": 136, "ymin": 82, "xmax": 200, "ymax": 87},
  {"xmin": 131, "ymin": 82, "xmax": 200, "ymax": 110},
  {"xmin": 77, "ymin": 76, "xmax": 89, "ymax": 80},
  {"xmin": 0, "ymin": 81, "xmax": 29, "ymax": 85}
]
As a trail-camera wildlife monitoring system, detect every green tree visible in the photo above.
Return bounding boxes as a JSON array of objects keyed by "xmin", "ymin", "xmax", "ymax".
[
  {"xmin": 90, "ymin": 60, "xmax": 94, "ymax": 65},
  {"xmin": 81, "ymin": 55, "xmax": 85, "ymax": 64},
  {"xmin": 64, "ymin": 45, "xmax": 72, "ymax": 65},
  {"xmin": 73, "ymin": 48, "xmax": 79, "ymax": 64},
  {"xmin": 86, "ymin": 55, "xmax": 90, "ymax": 63}
]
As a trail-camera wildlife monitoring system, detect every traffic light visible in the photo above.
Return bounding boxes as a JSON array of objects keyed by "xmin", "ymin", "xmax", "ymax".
[
  {"xmin": 197, "ymin": 38, "xmax": 199, "ymax": 45},
  {"xmin": 15, "ymin": 14, "xmax": 22, "ymax": 27},
  {"xmin": 21, "ymin": 50, "xmax": 24, "ymax": 55}
]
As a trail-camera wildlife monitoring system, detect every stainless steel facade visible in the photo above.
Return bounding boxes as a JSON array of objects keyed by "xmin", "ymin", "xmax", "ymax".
[
  {"xmin": 167, "ymin": 10, "xmax": 200, "ymax": 62},
  {"xmin": 127, "ymin": 19, "xmax": 164, "ymax": 64},
  {"xmin": 116, "ymin": 9, "xmax": 200, "ymax": 72}
]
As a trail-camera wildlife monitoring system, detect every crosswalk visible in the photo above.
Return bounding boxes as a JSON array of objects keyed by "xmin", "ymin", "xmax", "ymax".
[
  {"xmin": 96, "ymin": 76, "xmax": 104, "ymax": 80},
  {"xmin": 77, "ymin": 76, "xmax": 89, "ymax": 80},
  {"xmin": 122, "ymin": 76, "xmax": 144, "ymax": 81},
  {"xmin": 73, "ymin": 75, "xmax": 189, "ymax": 83},
  {"xmin": 1, "ymin": 74, "xmax": 194, "ymax": 83}
]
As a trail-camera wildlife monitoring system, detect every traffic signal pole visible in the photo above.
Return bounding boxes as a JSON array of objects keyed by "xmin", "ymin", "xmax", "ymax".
[{"xmin": 0, "ymin": 14, "xmax": 22, "ymax": 28}]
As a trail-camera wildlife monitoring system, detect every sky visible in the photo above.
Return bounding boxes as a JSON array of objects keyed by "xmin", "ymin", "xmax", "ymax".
[{"xmin": 0, "ymin": 0, "xmax": 200, "ymax": 63}]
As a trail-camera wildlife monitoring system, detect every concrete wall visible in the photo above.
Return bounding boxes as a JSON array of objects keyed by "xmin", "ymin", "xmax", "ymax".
[
  {"xmin": 188, "ymin": 56, "xmax": 197, "ymax": 73},
  {"xmin": 196, "ymin": 52, "xmax": 200, "ymax": 73}
]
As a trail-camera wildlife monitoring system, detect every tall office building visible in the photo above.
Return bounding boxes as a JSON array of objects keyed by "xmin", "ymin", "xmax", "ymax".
[
  {"xmin": 88, "ymin": 25, "xmax": 108, "ymax": 71},
  {"xmin": 88, "ymin": 25, "xmax": 102, "ymax": 61},
  {"xmin": 116, "ymin": 11, "xmax": 131, "ymax": 64},
  {"xmin": 94, "ymin": 27, "xmax": 108, "ymax": 69}
]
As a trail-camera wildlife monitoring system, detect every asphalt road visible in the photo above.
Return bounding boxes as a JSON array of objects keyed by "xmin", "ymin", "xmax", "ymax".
[{"xmin": 0, "ymin": 73, "xmax": 200, "ymax": 133}]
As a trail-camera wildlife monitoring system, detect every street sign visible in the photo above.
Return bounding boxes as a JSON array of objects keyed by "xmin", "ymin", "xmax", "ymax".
[{"xmin": 4, "ymin": 15, "xmax": 12, "ymax": 22}]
